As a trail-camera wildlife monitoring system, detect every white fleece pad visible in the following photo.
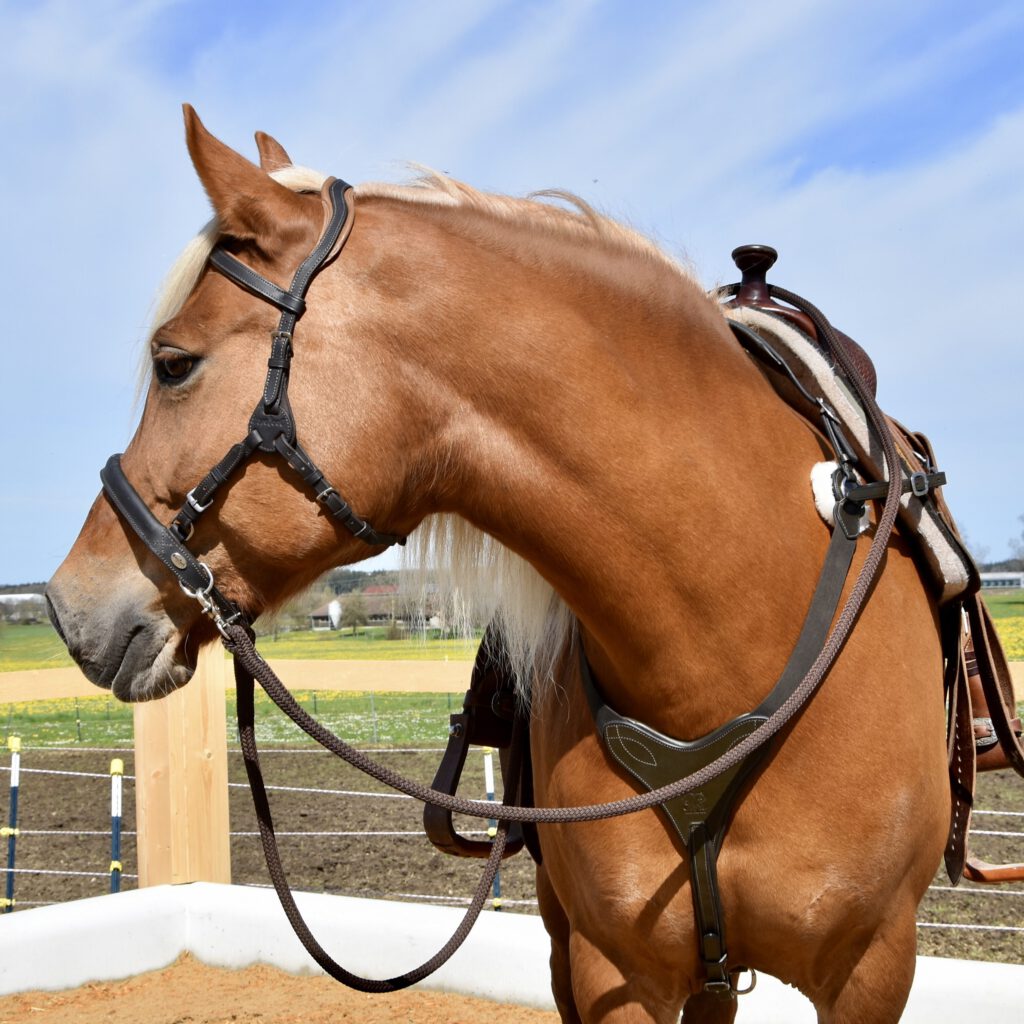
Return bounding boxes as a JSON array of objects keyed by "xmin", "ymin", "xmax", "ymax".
[{"xmin": 727, "ymin": 307, "xmax": 973, "ymax": 604}]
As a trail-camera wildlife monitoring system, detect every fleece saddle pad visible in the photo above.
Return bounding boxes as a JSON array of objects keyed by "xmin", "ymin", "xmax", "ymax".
[{"xmin": 726, "ymin": 306, "xmax": 977, "ymax": 606}]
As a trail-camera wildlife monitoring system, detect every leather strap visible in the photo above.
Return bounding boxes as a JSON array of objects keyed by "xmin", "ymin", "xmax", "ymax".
[
  {"xmin": 210, "ymin": 251, "xmax": 307, "ymax": 317},
  {"xmin": 942, "ymin": 608, "xmax": 974, "ymax": 883},
  {"xmin": 965, "ymin": 594, "xmax": 1024, "ymax": 776},
  {"xmin": 100, "ymin": 454, "xmax": 243, "ymax": 636}
]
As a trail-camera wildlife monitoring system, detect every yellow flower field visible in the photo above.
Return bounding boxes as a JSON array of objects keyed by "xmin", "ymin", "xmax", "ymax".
[{"xmin": 996, "ymin": 616, "xmax": 1024, "ymax": 661}]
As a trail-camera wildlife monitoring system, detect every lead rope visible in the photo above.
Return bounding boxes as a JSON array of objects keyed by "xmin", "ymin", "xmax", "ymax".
[{"xmin": 235, "ymin": 640, "xmax": 522, "ymax": 990}]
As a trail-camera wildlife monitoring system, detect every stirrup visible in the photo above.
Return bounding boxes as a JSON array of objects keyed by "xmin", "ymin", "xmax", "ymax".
[{"xmin": 962, "ymin": 856, "xmax": 1024, "ymax": 884}]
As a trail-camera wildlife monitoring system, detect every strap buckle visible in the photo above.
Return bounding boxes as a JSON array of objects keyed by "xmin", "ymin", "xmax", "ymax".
[
  {"xmin": 186, "ymin": 487, "xmax": 214, "ymax": 514},
  {"xmin": 909, "ymin": 470, "xmax": 930, "ymax": 498}
]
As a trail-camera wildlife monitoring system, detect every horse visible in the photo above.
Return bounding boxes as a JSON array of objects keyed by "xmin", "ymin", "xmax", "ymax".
[{"xmin": 46, "ymin": 106, "xmax": 952, "ymax": 1023}]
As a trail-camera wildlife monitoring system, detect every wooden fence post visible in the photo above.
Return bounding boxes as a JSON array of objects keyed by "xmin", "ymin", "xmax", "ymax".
[{"xmin": 133, "ymin": 643, "xmax": 231, "ymax": 886}]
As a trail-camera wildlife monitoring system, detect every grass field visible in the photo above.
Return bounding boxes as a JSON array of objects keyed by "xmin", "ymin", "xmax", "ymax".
[
  {"xmin": 1, "ymin": 688, "xmax": 459, "ymax": 749},
  {"xmin": 0, "ymin": 622, "xmax": 480, "ymax": 673},
  {"xmin": 4, "ymin": 589, "xmax": 1022, "ymax": 671}
]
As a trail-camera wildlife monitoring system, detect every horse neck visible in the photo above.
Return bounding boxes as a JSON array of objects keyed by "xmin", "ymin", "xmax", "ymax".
[{"xmin": 359, "ymin": 200, "xmax": 829, "ymax": 733}]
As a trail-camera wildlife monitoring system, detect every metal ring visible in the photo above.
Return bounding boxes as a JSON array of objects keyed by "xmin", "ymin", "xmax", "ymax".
[{"xmin": 179, "ymin": 562, "xmax": 215, "ymax": 601}]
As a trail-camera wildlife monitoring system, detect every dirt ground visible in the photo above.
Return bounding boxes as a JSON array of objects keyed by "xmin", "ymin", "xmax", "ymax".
[
  {"xmin": 1, "ymin": 746, "xmax": 539, "ymax": 912},
  {"xmin": 0, "ymin": 955, "xmax": 560, "ymax": 1024},
  {"xmin": 2, "ymin": 746, "xmax": 1023, "ymax": 1021}
]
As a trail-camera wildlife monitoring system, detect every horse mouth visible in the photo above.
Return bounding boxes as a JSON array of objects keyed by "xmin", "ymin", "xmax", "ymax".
[
  {"xmin": 108, "ymin": 625, "xmax": 195, "ymax": 702},
  {"xmin": 51, "ymin": 599, "xmax": 192, "ymax": 701}
]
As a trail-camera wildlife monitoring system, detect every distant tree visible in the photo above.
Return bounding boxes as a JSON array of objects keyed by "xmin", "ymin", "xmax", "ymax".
[
  {"xmin": 341, "ymin": 593, "xmax": 368, "ymax": 635},
  {"xmin": 1009, "ymin": 514, "xmax": 1024, "ymax": 570},
  {"xmin": 957, "ymin": 523, "xmax": 990, "ymax": 568}
]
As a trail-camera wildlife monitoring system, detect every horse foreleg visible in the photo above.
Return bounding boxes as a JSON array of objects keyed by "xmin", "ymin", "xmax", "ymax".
[
  {"xmin": 813, "ymin": 909, "xmax": 918, "ymax": 1024},
  {"xmin": 538, "ymin": 861, "xmax": 686, "ymax": 1023},
  {"xmin": 680, "ymin": 991, "xmax": 738, "ymax": 1023},
  {"xmin": 537, "ymin": 862, "xmax": 583, "ymax": 1023}
]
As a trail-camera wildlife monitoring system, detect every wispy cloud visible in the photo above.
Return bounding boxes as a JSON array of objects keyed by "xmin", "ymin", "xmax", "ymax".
[{"xmin": 2, "ymin": 0, "xmax": 1021, "ymax": 580}]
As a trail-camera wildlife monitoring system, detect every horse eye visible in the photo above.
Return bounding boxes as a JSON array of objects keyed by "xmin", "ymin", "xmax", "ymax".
[{"xmin": 155, "ymin": 354, "xmax": 197, "ymax": 385}]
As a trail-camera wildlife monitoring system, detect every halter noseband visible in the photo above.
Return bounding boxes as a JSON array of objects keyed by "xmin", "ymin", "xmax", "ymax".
[{"xmin": 100, "ymin": 176, "xmax": 405, "ymax": 637}]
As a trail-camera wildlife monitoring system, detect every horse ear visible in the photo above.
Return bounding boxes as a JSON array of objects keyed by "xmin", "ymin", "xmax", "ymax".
[
  {"xmin": 254, "ymin": 130, "xmax": 292, "ymax": 172},
  {"xmin": 183, "ymin": 104, "xmax": 308, "ymax": 242}
]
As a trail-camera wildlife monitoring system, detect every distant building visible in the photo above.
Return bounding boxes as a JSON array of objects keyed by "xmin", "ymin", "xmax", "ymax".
[
  {"xmin": 363, "ymin": 584, "xmax": 399, "ymax": 622},
  {"xmin": 980, "ymin": 572, "xmax": 1024, "ymax": 590},
  {"xmin": 309, "ymin": 599, "xmax": 342, "ymax": 631}
]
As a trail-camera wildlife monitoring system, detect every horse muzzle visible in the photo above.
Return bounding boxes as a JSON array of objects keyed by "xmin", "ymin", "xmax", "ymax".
[{"xmin": 45, "ymin": 574, "xmax": 196, "ymax": 702}]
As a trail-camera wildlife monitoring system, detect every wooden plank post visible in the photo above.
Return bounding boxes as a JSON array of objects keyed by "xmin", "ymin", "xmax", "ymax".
[{"xmin": 133, "ymin": 642, "xmax": 231, "ymax": 886}]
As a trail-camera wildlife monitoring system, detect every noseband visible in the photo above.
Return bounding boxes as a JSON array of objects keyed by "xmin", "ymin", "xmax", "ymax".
[{"xmin": 100, "ymin": 177, "xmax": 404, "ymax": 635}]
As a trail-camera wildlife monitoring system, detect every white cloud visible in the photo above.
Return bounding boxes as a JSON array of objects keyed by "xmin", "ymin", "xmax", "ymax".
[{"xmin": 3, "ymin": 1, "xmax": 1022, "ymax": 581}]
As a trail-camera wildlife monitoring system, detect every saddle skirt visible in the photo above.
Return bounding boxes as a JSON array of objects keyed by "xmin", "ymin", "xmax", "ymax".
[{"xmin": 726, "ymin": 306, "xmax": 977, "ymax": 606}]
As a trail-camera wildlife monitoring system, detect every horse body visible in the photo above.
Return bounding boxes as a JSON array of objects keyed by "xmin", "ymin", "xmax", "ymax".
[{"xmin": 47, "ymin": 110, "xmax": 950, "ymax": 1021}]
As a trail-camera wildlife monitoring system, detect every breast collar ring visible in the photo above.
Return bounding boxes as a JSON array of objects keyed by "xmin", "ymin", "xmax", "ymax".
[{"xmin": 100, "ymin": 176, "xmax": 405, "ymax": 639}]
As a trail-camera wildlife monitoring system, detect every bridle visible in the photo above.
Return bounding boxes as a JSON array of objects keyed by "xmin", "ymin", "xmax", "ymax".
[{"xmin": 100, "ymin": 177, "xmax": 404, "ymax": 640}]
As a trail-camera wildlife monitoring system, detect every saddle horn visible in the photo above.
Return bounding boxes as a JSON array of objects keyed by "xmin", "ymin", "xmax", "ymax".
[{"xmin": 727, "ymin": 244, "xmax": 878, "ymax": 397}]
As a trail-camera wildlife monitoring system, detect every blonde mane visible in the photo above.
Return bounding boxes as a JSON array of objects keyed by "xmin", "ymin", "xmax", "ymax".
[{"xmin": 147, "ymin": 165, "xmax": 700, "ymax": 697}]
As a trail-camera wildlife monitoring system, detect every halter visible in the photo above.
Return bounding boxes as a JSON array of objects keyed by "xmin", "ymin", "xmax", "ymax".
[{"xmin": 100, "ymin": 178, "xmax": 404, "ymax": 637}]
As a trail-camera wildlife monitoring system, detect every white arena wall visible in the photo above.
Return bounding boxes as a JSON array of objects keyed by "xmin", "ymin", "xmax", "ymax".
[{"xmin": 0, "ymin": 883, "xmax": 1021, "ymax": 1022}]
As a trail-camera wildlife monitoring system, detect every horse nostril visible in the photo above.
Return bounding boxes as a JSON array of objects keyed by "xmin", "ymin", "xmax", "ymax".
[{"xmin": 45, "ymin": 592, "xmax": 69, "ymax": 646}]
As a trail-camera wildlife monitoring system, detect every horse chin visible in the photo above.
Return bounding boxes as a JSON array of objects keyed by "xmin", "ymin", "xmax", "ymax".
[
  {"xmin": 109, "ymin": 628, "xmax": 196, "ymax": 703},
  {"xmin": 46, "ymin": 583, "xmax": 197, "ymax": 702}
]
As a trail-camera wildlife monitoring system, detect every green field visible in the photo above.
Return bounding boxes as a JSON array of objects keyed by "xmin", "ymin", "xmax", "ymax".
[
  {"xmin": 255, "ymin": 627, "xmax": 479, "ymax": 661},
  {"xmin": 0, "ymin": 624, "xmax": 76, "ymax": 672},
  {"xmin": 4, "ymin": 589, "xmax": 1023, "ymax": 672},
  {"xmin": 0, "ymin": 622, "xmax": 479, "ymax": 673},
  {"xmin": 1, "ymin": 688, "xmax": 459, "ymax": 749}
]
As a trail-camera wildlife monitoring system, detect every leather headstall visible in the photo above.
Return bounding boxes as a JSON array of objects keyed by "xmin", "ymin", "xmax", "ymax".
[{"xmin": 100, "ymin": 178, "xmax": 405, "ymax": 638}]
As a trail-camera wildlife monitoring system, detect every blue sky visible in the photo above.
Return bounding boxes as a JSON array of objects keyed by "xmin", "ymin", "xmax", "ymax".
[{"xmin": 2, "ymin": 0, "xmax": 1022, "ymax": 584}]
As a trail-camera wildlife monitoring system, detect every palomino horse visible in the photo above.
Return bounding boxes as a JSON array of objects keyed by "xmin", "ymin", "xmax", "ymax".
[{"xmin": 47, "ymin": 108, "xmax": 950, "ymax": 1022}]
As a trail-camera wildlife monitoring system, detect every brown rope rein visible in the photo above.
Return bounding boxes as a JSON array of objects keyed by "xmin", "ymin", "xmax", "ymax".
[{"xmin": 235, "ymin": 654, "xmax": 523, "ymax": 991}]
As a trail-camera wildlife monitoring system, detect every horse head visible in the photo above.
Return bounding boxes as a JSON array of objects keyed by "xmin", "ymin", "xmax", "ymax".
[{"xmin": 46, "ymin": 107, "xmax": 436, "ymax": 700}]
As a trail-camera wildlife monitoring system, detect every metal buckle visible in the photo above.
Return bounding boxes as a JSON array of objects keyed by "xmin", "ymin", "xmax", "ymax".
[
  {"xmin": 179, "ymin": 562, "xmax": 215, "ymax": 602},
  {"xmin": 910, "ymin": 471, "xmax": 929, "ymax": 498},
  {"xmin": 186, "ymin": 488, "xmax": 213, "ymax": 514},
  {"xmin": 732, "ymin": 967, "xmax": 758, "ymax": 996},
  {"xmin": 315, "ymin": 486, "xmax": 337, "ymax": 505},
  {"xmin": 170, "ymin": 519, "xmax": 194, "ymax": 543}
]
